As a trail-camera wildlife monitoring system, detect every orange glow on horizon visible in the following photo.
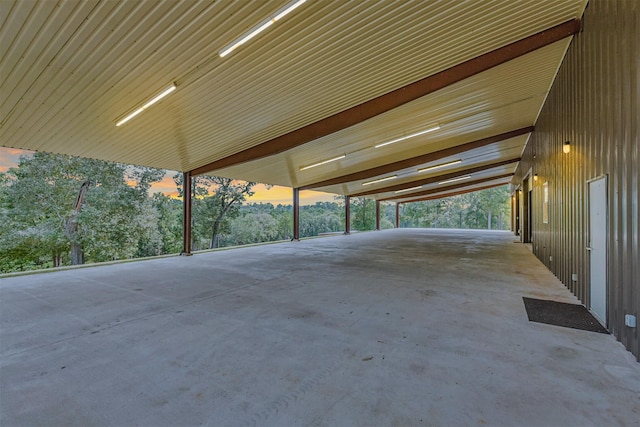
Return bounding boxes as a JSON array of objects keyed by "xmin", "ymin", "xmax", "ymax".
[
  {"xmin": 2, "ymin": 148, "xmax": 31, "ymax": 156},
  {"xmin": 2, "ymin": 148, "xmax": 338, "ymax": 206},
  {"xmin": 246, "ymin": 184, "xmax": 337, "ymax": 206},
  {"xmin": 149, "ymin": 174, "xmax": 179, "ymax": 195},
  {"xmin": 1, "ymin": 147, "xmax": 34, "ymax": 173},
  {"xmin": 151, "ymin": 180, "xmax": 336, "ymax": 206}
]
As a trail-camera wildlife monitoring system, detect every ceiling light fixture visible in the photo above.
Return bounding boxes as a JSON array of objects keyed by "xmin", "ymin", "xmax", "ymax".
[
  {"xmin": 219, "ymin": 0, "xmax": 307, "ymax": 58},
  {"xmin": 116, "ymin": 83, "xmax": 177, "ymax": 127},
  {"xmin": 417, "ymin": 159, "xmax": 462, "ymax": 173},
  {"xmin": 563, "ymin": 141, "xmax": 571, "ymax": 154},
  {"xmin": 374, "ymin": 125, "xmax": 440, "ymax": 148},
  {"xmin": 394, "ymin": 186, "xmax": 423, "ymax": 194},
  {"xmin": 362, "ymin": 175, "xmax": 398, "ymax": 186},
  {"xmin": 299, "ymin": 154, "xmax": 346, "ymax": 171},
  {"xmin": 438, "ymin": 175, "xmax": 471, "ymax": 185}
]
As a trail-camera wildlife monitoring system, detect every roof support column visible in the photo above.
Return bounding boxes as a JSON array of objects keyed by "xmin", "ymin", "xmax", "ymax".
[
  {"xmin": 292, "ymin": 188, "xmax": 300, "ymax": 241},
  {"xmin": 344, "ymin": 195, "xmax": 351, "ymax": 235},
  {"xmin": 181, "ymin": 171, "xmax": 192, "ymax": 256},
  {"xmin": 511, "ymin": 194, "xmax": 516, "ymax": 233},
  {"xmin": 395, "ymin": 203, "xmax": 400, "ymax": 229},
  {"xmin": 375, "ymin": 200, "xmax": 381, "ymax": 231}
]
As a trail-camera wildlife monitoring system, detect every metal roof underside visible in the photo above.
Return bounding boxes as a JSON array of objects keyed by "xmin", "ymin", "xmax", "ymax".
[{"xmin": 0, "ymin": 0, "xmax": 588, "ymax": 202}]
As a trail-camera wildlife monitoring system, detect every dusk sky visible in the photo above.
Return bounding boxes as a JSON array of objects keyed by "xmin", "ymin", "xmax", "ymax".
[{"xmin": 0, "ymin": 147, "xmax": 335, "ymax": 206}]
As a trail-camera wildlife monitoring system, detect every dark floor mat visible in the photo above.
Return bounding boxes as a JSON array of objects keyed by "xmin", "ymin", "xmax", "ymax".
[{"xmin": 522, "ymin": 297, "xmax": 609, "ymax": 334}]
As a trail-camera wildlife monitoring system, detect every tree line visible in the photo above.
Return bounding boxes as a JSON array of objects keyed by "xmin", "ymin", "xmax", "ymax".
[{"xmin": 0, "ymin": 152, "xmax": 510, "ymax": 273}]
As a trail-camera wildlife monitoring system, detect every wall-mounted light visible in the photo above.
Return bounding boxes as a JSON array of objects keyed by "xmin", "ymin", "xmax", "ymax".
[
  {"xmin": 362, "ymin": 175, "xmax": 397, "ymax": 186},
  {"xmin": 299, "ymin": 154, "xmax": 345, "ymax": 171},
  {"xmin": 374, "ymin": 125, "xmax": 440, "ymax": 148},
  {"xmin": 534, "ymin": 174, "xmax": 539, "ymax": 181},
  {"xmin": 116, "ymin": 83, "xmax": 177, "ymax": 127},
  {"xmin": 563, "ymin": 141, "xmax": 571, "ymax": 154},
  {"xmin": 219, "ymin": 0, "xmax": 308, "ymax": 57},
  {"xmin": 417, "ymin": 159, "xmax": 461, "ymax": 173}
]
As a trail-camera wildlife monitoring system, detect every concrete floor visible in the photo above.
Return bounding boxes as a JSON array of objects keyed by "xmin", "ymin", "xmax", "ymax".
[{"xmin": 1, "ymin": 229, "xmax": 639, "ymax": 427}]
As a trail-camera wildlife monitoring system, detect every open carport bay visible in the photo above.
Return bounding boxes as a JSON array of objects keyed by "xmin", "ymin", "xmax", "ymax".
[{"xmin": 1, "ymin": 229, "xmax": 638, "ymax": 426}]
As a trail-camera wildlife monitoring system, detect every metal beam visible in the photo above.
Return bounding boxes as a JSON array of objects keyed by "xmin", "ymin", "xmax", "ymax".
[
  {"xmin": 396, "ymin": 181, "xmax": 510, "ymax": 204},
  {"xmin": 381, "ymin": 173, "xmax": 513, "ymax": 202},
  {"xmin": 344, "ymin": 196, "xmax": 351, "ymax": 235},
  {"xmin": 351, "ymin": 158, "xmax": 520, "ymax": 197},
  {"xmin": 375, "ymin": 200, "xmax": 381, "ymax": 231},
  {"xmin": 300, "ymin": 127, "xmax": 533, "ymax": 190},
  {"xmin": 395, "ymin": 203, "xmax": 400, "ymax": 228},
  {"xmin": 190, "ymin": 20, "xmax": 579, "ymax": 176},
  {"xmin": 292, "ymin": 188, "xmax": 300, "ymax": 241},
  {"xmin": 181, "ymin": 171, "xmax": 192, "ymax": 256}
]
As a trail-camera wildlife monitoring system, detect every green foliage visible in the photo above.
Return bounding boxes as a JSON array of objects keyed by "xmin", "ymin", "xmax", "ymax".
[
  {"xmin": 296, "ymin": 201, "xmax": 342, "ymax": 237},
  {"xmin": 0, "ymin": 152, "xmax": 164, "ymax": 272},
  {"xmin": 0, "ymin": 152, "xmax": 511, "ymax": 273},
  {"xmin": 148, "ymin": 194, "xmax": 183, "ymax": 255},
  {"xmin": 399, "ymin": 186, "xmax": 511, "ymax": 230},
  {"xmin": 227, "ymin": 213, "xmax": 280, "ymax": 245},
  {"xmin": 350, "ymin": 197, "xmax": 376, "ymax": 231},
  {"xmin": 174, "ymin": 175, "xmax": 256, "ymax": 250}
]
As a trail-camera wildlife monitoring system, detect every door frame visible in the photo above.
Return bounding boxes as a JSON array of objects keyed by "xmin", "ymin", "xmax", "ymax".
[
  {"xmin": 521, "ymin": 171, "xmax": 532, "ymax": 243},
  {"xmin": 514, "ymin": 186, "xmax": 521, "ymax": 236},
  {"xmin": 586, "ymin": 174, "xmax": 608, "ymax": 326}
]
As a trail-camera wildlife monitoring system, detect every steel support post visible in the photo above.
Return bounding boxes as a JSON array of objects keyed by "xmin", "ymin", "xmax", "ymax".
[
  {"xmin": 292, "ymin": 188, "xmax": 300, "ymax": 241},
  {"xmin": 344, "ymin": 195, "xmax": 351, "ymax": 235},
  {"xmin": 181, "ymin": 171, "xmax": 192, "ymax": 255}
]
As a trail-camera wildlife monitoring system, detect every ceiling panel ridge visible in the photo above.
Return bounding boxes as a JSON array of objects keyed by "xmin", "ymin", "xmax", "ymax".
[
  {"xmin": 299, "ymin": 126, "xmax": 533, "ymax": 190},
  {"xmin": 190, "ymin": 19, "xmax": 579, "ymax": 176},
  {"xmin": 350, "ymin": 157, "xmax": 521, "ymax": 197},
  {"xmin": 393, "ymin": 180, "xmax": 511, "ymax": 204}
]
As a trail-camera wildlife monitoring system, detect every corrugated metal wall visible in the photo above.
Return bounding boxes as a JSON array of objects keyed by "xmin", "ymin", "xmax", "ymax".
[{"xmin": 513, "ymin": 0, "xmax": 639, "ymax": 360}]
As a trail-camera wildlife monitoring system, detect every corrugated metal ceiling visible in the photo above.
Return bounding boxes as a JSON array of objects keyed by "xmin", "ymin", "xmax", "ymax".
[{"xmin": 0, "ymin": 0, "xmax": 588, "ymax": 200}]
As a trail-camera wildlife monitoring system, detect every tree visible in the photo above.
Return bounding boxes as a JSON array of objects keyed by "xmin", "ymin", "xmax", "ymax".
[
  {"xmin": 476, "ymin": 186, "xmax": 510, "ymax": 230},
  {"xmin": 174, "ymin": 175, "xmax": 255, "ymax": 249},
  {"xmin": 397, "ymin": 186, "xmax": 511, "ymax": 230},
  {"xmin": 350, "ymin": 197, "xmax": 376, "ymax": 231},
  {"xmin": 148, "ymin": 193, "xmax": 183, "ymax": 254},
  {"xmin": 298, "ymin": 201, "xmax": 343, "ymax": 237},
  {"xmin": 272, "ymin": 204, "xmax": 293, "ymax": 240},
  {"xmin": 227, "ymin": 213, "xmax": 279, "ymax": 245},
  {"xmin": 1, "ymin": 152, "xmax": 164, "ymax": 271}
]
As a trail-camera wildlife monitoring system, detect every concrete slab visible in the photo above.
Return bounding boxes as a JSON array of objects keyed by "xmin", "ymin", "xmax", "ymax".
[{"xmin": 1, "ymin": 229, "xmax": 638, "ymax": 426}]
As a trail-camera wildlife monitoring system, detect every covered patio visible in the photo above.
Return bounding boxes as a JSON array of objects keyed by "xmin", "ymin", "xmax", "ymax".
[{"xmin": 2, "ymin": 229, "xmax": 638, "ymax": 426}]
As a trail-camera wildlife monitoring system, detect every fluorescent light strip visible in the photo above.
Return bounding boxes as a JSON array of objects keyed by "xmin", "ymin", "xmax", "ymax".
[
  {"xmin": 374, "ymin": 125, "xmax": 440, "ymax": 148},
  {"xmin": 273, "ymin": 0, "xmax": 307, "ymax": 20},
  {"xmin": 299, "ymin": 154, "xmax": 346, "ymax": 171},
  {"xmin": 220, "ymin": 21, "xmax": 273, "ymax": 57},
  {"xmin": 394, "ymin": 186, "xmax": 422, "ymax": 194},
  {"xmin": 219, "ymin": 0, "xmax": 307, "ymax": 57},
  {"xmin": 438, "ymin": 175, "xmax": 471, "ymax": 185},
  {"xmin": 362, "ymin": 175, "xmax": 397, "ymax": 186},
  {"xmin": 116, "ymin": 84, "xmax": 176, "ymax": 127},
  {"xmin": 418, "ymin": 159, "xmax": 462, "ymax": 173}
]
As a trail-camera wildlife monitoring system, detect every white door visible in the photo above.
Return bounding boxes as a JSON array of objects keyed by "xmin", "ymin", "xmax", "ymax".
[{"xmin": 588, "ymin": 176, "xmax": 607, "ymax": 324}]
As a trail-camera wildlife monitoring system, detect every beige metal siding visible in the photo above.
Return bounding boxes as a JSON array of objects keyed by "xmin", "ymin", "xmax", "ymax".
[
  {"xmin": 213, "ymin": 41, "xmax": 567, "ymax": 191},
  {"xmin": 513, "ymin": 0, "xmax": 639, "ymax": 360},
  {"xmin": 1, "ymin": 0, "xmax": 587, "ymax": 178}
]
